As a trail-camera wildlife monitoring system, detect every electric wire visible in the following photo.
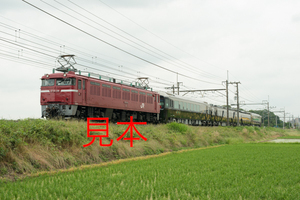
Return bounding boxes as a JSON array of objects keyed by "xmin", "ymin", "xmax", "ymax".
[
  {"xmin": 22, "ymin": 0, "xmax": 222, "ymax": 86},
  {"xmin": 0, "ymin": 23, "xmax": 174, "ymax": 86},
  {"xmin": 97, "ymin": 0, "xmax": 227, "ymax": 77},
  {"xmin": 67, "ymin": 0, "xmax": 225, "ymax": 81}
]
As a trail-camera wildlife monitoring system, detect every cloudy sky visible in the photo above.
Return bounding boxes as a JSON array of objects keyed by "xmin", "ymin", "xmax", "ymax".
[{"xmin": 0, "ymin": 0, "xmax": 299, "ymax": 121}]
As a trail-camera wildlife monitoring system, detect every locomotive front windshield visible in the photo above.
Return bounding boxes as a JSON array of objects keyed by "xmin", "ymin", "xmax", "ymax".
[
  {"xmin": 41, "ymin": 78, "xmax": 76, "ymax": 86},
  {"xmin": 56, "ymin": 78, "xmax": 76, "ymax": 86},
  {"xmin": 41, "ymin": 79, "xmax": 55, "ymax": 86}
]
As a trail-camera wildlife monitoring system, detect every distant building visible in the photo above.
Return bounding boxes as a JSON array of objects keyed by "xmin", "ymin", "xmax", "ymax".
[{"xmin": 287, "ymin": 118, "xmax": 300, "ymax": 129}]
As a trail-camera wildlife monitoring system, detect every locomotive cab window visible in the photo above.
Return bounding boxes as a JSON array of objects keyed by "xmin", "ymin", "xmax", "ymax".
[
  {"xmin": 56, "ymin": 78, "xmax": 76, "ymax": 86},
  {"xmin": 41, "ymin": 79, "xmax": 55, "ymax": 86}
]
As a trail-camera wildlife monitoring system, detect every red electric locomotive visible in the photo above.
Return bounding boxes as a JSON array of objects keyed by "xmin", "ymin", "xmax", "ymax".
[{"xmin": 41, "ymin": 56, "xmax": 160, "ymax": 122}]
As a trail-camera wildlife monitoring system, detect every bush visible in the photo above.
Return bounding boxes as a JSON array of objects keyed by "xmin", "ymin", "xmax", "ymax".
[{"xmin": 166, "ymin": 122, "xmax": 188, "ymax": 134}]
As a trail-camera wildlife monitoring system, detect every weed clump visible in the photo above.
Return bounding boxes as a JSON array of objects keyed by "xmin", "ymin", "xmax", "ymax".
[{"xmin": 166, "ymin": 122, "xmax": 189, "ymax": 134}]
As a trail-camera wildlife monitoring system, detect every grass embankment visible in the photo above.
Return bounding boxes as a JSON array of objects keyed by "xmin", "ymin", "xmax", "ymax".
[
  {"xmin": 0, "ymin": 119, "xmax": 297, "ymax": 178},
  {"xmin": 1, "ymin": 143, "xmax": 300, "ymax": 199}
]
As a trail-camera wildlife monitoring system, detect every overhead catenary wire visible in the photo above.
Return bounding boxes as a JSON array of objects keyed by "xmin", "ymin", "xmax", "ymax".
[
  {"xmin": 1, "ymin": 14, "xmax": 216, "ymax": 89},
  {"xmin": 0, "ymin": 21, "xmax": 175, "ymax": 86},
  {"xmin": 22, "ymin": 0, "xmax": 222, "ymax": 86},
  {"xmin": 2, "ymin": 5, "xmax": 264, "ymax": 108},
  {"xmin": 97, "ymin": 0, "xmax": 227, "ymax": 78},
  {"xmin": 0, "ymin": 2, "xmax": 265, "ymax": 111},
  {"xmin": 45, "ymin": 0, "xmax": 224, "ymax": 82},
  {"xmin": 67, "ymin": 0, "xmax": 225, "ymax": 81}
]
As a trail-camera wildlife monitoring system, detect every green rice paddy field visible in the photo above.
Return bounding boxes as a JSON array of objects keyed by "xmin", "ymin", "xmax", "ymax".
[{"xmin": 1, "ymin": 143, "xmax": 300, "ymax": 199}]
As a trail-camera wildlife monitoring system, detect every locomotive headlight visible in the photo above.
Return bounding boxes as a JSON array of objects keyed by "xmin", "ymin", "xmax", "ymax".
[
  {"xmin": 64, "ymin": 73, "xmax": 67, "ymax": 77},
  {"xmin": 46, "ymin": 74, "xmax": 49, "ymax": 78}
]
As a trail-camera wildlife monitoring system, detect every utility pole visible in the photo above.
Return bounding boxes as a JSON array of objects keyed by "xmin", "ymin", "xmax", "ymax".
[
  {"xmin": 226, "ymin": 70, "xmax": 229, "ymax": 126},
  {"xmin": 283, "ymin": 110, "xmax": 286, "ymax": 129},
  {"xmin": 268, "ymin": 96, "xmax": 270, "ymax": 127},
  {"xmin": 165, "ymin": 85, "xmax": 179, "ymax": 95},
  {"xmin": 226, "ymin": 79, "xmax": 229, "ymax": 126},
  {"xmin": 273, "ymin": 110, "xmax": 284, "ymax": 128},
  {"xmin": 229, "ymin": 81, "xmax": 241, "ymax": 126},
  {"xmin": 177, "ymin": 82, "xmax": 183, "ymax": 95}
]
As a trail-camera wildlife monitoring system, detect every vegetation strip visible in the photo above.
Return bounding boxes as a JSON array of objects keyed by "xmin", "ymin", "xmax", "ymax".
[
  {"xmin": 19, "ymin": 145, "xmax": 225, "ymax": 180},
  {"xmin": 0, "ymin": 119, "xmax": 297, "ymax": 178},
  {"xmin": 1, "ymin": 143, "xmax": 300, "ymax": 199}
]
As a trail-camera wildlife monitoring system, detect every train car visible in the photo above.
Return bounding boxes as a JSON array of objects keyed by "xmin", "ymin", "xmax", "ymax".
[
  {"xmin": 215, "ymin": 106, "xmax": 227, "ymax": 126},
  {"xmin": 159, "ymin": 92, "xmax": 261, "ymax": 126},
  {"xmin": 239, "ymin": 111, "xmax": 252, "ymax": 126},
  {"xmin": 159, "ymin": 92, "xmax": 226, "ymax": 126},
  {"xmin": 41, "ymin": 71, "xmax": 160, "ymax": 122},
  {"xmin": 251, "ymin": 113, "xmax": 262, "ymax": 126}
]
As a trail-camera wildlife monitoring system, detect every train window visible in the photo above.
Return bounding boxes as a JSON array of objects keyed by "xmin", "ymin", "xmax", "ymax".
[
  {"xmin": 83, "ymin": 80, "xmax": 85, "ymax": 90},
  {"xmin": 113, "ymin": 86, "xmax": 121, "ymax": 90},
  {"xmin": 174, "ymin": 101, "xmax": 178, "ymax": 109},
  {"xmin": 56, "ymin": 78, "xmax": 76, "ymax": 86},
  {"xmin": 170, "ymin": 100, "xmax": 173, "ymax": 108},
  {"xmin": 41, "ymin": 79, "xmax": 55, "ymax": 86},
  {"xmin": 78, "ymin": 80, "xmax": 81, "ymax": 89},
  {"xmin": 102, "ymin": 84, "xmax": 111, "ymax": 88},
  {"xmin": 165, "ymin": 99, "xmax": 169, "ymax": 107},
  {"xmin": 91, "ymin": 81, "xmax": 100, "ymax": 86}
]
